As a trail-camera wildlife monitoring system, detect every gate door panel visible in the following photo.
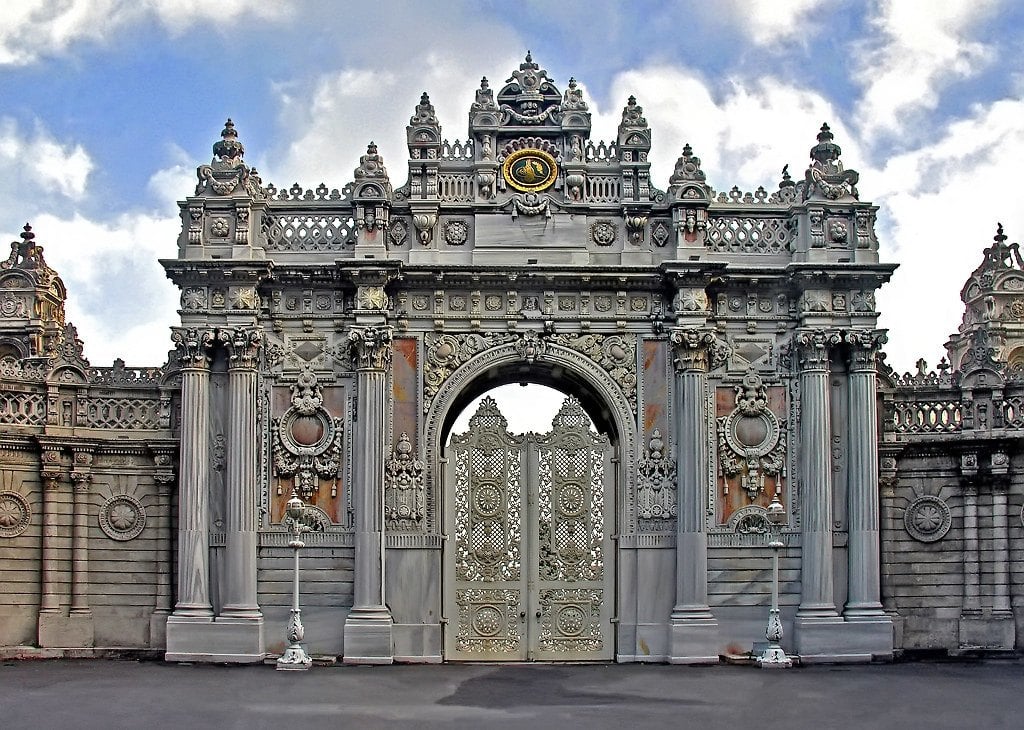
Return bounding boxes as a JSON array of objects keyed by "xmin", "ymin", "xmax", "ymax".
[{"xmin": 444, "ymin": 395, "xmax": 614, "ymax": 661}]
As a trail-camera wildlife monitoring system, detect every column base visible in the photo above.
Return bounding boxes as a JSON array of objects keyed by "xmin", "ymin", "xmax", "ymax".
[
  {"xmin": 794, "ymin": 615, "xmax": 893, "ymax": 662},
  {"xmin": 958, "ymin": 613, "xmax": 1015, "ymax": 651},
  {"xmin": 343, "ymin": 608, "xmax": 393, "ymax": 664},
  {"xmin": 667, "ymin": 617, "xmax": 720, "ymax": 664},
  {"xmin": 165, "ymin": 614, "xmax": 265, "ymax": 663},
  {"xmin": 38, "ymin": 612, "xmax": 94, "ymax": 648}
]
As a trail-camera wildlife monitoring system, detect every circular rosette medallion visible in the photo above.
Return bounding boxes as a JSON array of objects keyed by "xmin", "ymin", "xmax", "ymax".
[
  {"xmin": 502, "ymin": 148, "xmax": 558, "ymax": 193},
  {"xmin": 98, "ymin": 494, "xmax": 146, "ymax": 541}
]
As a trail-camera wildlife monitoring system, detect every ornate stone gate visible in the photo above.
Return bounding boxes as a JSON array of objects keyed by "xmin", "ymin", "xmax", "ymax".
[{"xmin": 444, "ymin": 395, "xmax": 614, "ymax": 661}]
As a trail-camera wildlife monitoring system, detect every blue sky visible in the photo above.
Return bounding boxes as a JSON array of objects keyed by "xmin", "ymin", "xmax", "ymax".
[{"xmin": 2, "ymin": 0, "xmax": 1023, "ymax": 378}]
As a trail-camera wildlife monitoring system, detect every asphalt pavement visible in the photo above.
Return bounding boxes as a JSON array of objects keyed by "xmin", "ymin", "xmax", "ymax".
[{"xmin": 2, "ymin": 658, "xmax": 1023, "ymax": 729}]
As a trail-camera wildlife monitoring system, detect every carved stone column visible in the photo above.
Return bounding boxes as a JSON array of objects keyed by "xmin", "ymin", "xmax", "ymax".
[
  {"xmin": 960, "ymin": 464, "xmax": 981, "ymax": 616},
  {"xmin": 991, "ymin": 451, "xmax": 1011, "ymax": 617},
  {"xmin": 70, "ymin": 451, "xmax": 94, "ymax": 616},
  {"xmin": 150, "ymin": 448, "xmax": 176, "ymax": 649},
  {"xmin": 220, "ymin": 328, "xmax": 263, "ymax": 623},
  {"xmin": 666, "ymin": 328, "xmax": 722, "ymax": 663},
  {"xmin": 795, "ymin": 329, "xmax": 840, "ymax": 621},
  {"xmin": 38, "ymin": 448, "xmax": 63, "ymax": 617},
  {"xmin": 843, "ymin": 331, "xmax": 888, "ymax": 622},
  {"xmin": 168, "ymin": 329, "xmax": 215, "ymax": 620},
  {"xmin": 343, "ymin": 323, "xmax": 395, "ymax": 664}
]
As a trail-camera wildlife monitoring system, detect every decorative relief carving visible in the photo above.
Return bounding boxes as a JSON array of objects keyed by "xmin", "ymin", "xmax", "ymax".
[
  {"xmin": 385, "ymin": 433, "xmax": 425, "ymax": 530},
  {"xmin": 726, "ymin": 504, "xmax": 772, "ymax": 534},
  {"xmin": 717, "ymin": 371, "xmax": 786, "ymax": 501},
  {"xmin": 670, "ymin": 329, "xmax": 730, "ymax": 373},
  {"xmin": 170, "ymin": 327, "xmax": 215, "ymax": 367},
  {"xmin": 590, "ymin": 220, "xmax": 617, "ymax": 246},
  {"xmin": 424, "ymin": 333, "xmax": 516, "ymax": 412},
  {"xmin": 347, "ymin": 326, "xmax": 393, "ymax": 371},
  {"xmin": 455, "ymin": 588, "xmax": 522, "ymax": 654},
  {"xmin": 98, "ymin": 494, "xmax": 146, "ymax": 541},
  {"xmin": 904, "ymin": 495, "xmax": 951, "ymax": 543},
  {"xmin": 222, "ymin": 327, "xmax": 262, "ymax": 369},
  {"xmin": 636, "ymin": 430, "xmax": 676, "ymax": 519},
  {"xmin": 552, "ymin": 333, "xmax": 636, "ymax": 402},
  {"xmin": 0, "ymin": 490, "xmax": 30, "ymax": 538},
  {"xmin": 444, "ymin": 219, "xmax": 469, "ymax": 246},
  {"xmin": 537, "ymin": 588, "xmax": 603, "ymax": 653},
  {"xmin": 356, "ymin": 285, "xmax": 388, "ymax": 311},
  {"xmin": 794, "ymin": 329, "xmax": 841, "ymax": 369},
  {"xmin": 271, "ymin": 367, "xmax": 343, "ymax": 502}
]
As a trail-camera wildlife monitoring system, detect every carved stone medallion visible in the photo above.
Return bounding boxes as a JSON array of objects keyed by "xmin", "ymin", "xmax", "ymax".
[
  {"xmin": 0, "ymin": 491, "xmax": 30, "ymax": 538},
  {"xmin": 98, "ymin": 494, "xmax": 146, "ymax": 541},
  {"xmin": 904, "ymin": 495, "xmax": 951, "ymax": 543}
]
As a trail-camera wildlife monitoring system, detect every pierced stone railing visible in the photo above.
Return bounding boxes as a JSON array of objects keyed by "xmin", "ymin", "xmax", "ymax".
[
  {"xmin": 585, "ymin": 140, "xmax": 618, "ymax": 164},
  {"xmin": 262, "ymin": 212, "xmax": 357, "ymax": 251},
  {"xmin": 888, "ymin": 398, "xmax": 963, "ymax": 434},
  {"xmin": 440, "ymin": 139, "xmax": 474, "ymax": 161},
  {"xmin": 438, "ymin": 173, "xmax": 475, "ymax": 202},
  {"xmin": 705, "ymin": 215, "xmax": 790, "ymax": 254},
  {"xmin": 0, "ymin": 389, "xmax": 46, "ymax": 426},
  {"xmin": 584, "ymin": 175, "xmax": 621, "ymax": 204},
  {"xmin": 263, "ymin": 182, "xmax": 354, "ymax": 202},
  {"xmin": 86, "ymin": 397, "xmax": 162, "ymax": 430}
]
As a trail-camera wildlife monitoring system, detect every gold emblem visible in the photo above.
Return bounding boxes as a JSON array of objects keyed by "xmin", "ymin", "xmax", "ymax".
[{"xmin": 502, "ymin": 148, "xmax": 558, "ymax": 193}]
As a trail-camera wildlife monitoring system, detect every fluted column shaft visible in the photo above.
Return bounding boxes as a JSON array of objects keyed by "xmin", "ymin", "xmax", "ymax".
[
  {"xmin": 353, "ymin": 366, "xmax": 388, "ymax": 613},
  {"xmin": 797, "ymin": 333, "xmax": 838, "ymax": 618},
  {"xmin": 672, "ymin": 367, "xmax": 713, "ymax": 618},
  {"xmin": 222, "ymin": 356, "xmax": 261, "ymax": 617},
  {"xmin": 174, "ymin": 364, "xmax": 214, "ymax": 617},
  {"xmin": 844, "ymin": 337, "xmax": 885, "ymax": 619}
]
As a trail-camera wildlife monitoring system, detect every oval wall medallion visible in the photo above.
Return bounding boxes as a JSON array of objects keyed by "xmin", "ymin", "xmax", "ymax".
[{"xmin": 502, "ymin": 148, "xmax": 558, "ymax": 193}]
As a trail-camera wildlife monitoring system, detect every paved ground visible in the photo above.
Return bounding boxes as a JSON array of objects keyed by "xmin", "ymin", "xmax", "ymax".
[{"xmin": 2, "ymin": 658, "xmax": 1024, "ymax": 729}]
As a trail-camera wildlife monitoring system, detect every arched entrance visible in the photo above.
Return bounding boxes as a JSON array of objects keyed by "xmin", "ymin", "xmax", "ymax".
[{"xmin": 443, "ymin": 391, "xmax": 615, "ymax": 660}]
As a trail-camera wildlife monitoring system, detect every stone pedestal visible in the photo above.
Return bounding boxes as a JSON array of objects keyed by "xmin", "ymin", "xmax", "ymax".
[
  {"xmin": 958, "ymin": 613, "xmax": 1015, "ymax": 652},
  {"xmin": 38, "ymin": 613, "xmax": 94, "ymax": 648}
]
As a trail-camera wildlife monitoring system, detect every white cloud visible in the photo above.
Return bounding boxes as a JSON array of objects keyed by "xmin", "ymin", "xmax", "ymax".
[
  {"xmin": 26, "ymin": 208, "xmax": 181, "ymax": 366},
  {"xmin": 854, "ymin": 0, "xmax": 1000, "ymax": 139},
  {"xmin": 871, "ymin": 97, "xmax": 1024, "ymax": 372},
  {"xmin": 716, "ymin": 0, "xmax": 829, "ymax": 47},
  {"xmin": 0, "ymin": 0, "xmax": 287, "ymax": 66},
  {"xmin": 0, "ymin": 117, "xmax": 93, "ymax": 200}
]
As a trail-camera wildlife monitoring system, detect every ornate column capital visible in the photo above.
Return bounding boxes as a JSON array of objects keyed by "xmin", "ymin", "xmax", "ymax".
[
  {"xmin": 348, "ymin": 325, "xmax": 394, "ymax": 371},
  {"xmin": 170, "ymin": 327, "xmax": 215, "ymax": 369},
  {"xmin": 845, "ymin": 329, "xmax": 887, "ymax": 371},
  {"xmin": 70, "ymin": 449, "xmax": 94, "ymax": 491},
  {"xmin": 669, "ymin": 328, "xmax": 729, "ymax": 373},
  {"xmin": 794, "ymin": 328, "xmax": 841, "ymax": 370},
  {"xmin": 223, "ymin": 326, "xmax": 263, "ymax": 369}
]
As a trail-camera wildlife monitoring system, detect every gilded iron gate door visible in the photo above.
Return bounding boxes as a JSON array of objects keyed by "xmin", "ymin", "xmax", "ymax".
[{"xmin": 444, "ymin": 395, "xmax": 614, "ymax": 661}]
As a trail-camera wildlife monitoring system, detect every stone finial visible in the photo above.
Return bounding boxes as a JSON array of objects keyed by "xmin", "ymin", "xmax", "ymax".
[
  {"xmin": 521, "ymin": 50, "xmax": 538, "ymax": 71},
  {"xmin": 410, "ymin": 91, "xmax": 439, "ymax": 127},
  {"xmin": 472, "ymin": 76, "xmax": 498, "ymax": 111},
  {"xmin": 354, "ymin": 141, "xmax": 389, "ymax": 181},
  {"xmin": 619, "ymin": 95, "xmax": 648, "ymax": 130},
  {"xmin": 213, "ymin": 118, "xmax": 245, "ymax": 163},
  {"xmin": 779, "ymin": 164, "xmax": 794, "ymax": 189},
  {"xmin": 803, "ymin": 122, "xmax": 858, "ymax": 201},
  {"xmin": 669, "ymin": 143, "xmax": 706, "ymax": 185},
  {"xmin": 1, "ymin": 223, "xmax": 50, "ymax": 271},
  {"xmin": 561, "ymin": 76, "xmax": 588, "ymax": 111}
]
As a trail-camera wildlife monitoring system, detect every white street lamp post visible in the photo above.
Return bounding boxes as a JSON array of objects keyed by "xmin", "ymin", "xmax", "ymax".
[
  {"xmin": 276, "ymin": 493, "xmax": 314, "ymax": 671},
  {"xmin": 757, "ymin": 495, "xmax": 792, "ymax": 669}
]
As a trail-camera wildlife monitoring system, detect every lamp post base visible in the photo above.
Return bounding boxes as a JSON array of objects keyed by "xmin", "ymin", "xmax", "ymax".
[
  {"xmin": 276, "ymin": 644, "xmax": 312, "ymax": 671},
  {"xmin": 757, "ymin": 645, "xmax": 793, "ymax": 668}
]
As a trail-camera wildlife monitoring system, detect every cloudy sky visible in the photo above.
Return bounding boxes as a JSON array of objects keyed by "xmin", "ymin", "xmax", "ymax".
[{"xmin": 2, "ymin": 0, "xmax": 1022, "ymax": 384}]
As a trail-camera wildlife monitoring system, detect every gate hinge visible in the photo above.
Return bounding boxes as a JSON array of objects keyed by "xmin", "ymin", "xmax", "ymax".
[
  {"xmin": 440, "ymin": 617, "xmax": 449, "ymax": 625},
  {"xmin": 610, "ymin": 617, "xmax": 620, "ymax": 624}
]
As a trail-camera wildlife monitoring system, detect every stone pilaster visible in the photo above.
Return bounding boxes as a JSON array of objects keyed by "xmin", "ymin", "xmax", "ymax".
[
  {"xmin": 150, "ymin": 448, "xmax": 175, "ymax": 649},
  {"xmin": 343, "ymin": 323, "xmax": 395, "ymax": 664},
  {"xmin": 843, "ymin": 331, "xmax": 888, "ymax": 622},
  {"xmin": 991, "ymin": 451, "xmax": 1011, "ymax": 617},
  {"xmin": 38, "ymin": 448, "xmax": 63, "ymax": 616},
  {"xmin": 960, "ymin": 470, "xmax": 981, "ymax": 616},
  {"xmin": 666, "ymin": 327, "xmax": 724, "ymax": 663}
]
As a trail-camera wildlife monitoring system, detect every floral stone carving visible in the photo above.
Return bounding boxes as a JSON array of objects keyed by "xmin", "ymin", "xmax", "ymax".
[
  {"xmin": 904, "ymin": 495, "xmax": 951, "ymax": 543},
  {"xmin": 717, "ymin": 370, "xmax": 786, "ymax": 501},
  {"xmin": 272, "ymin": 366, "xmax": 344, "ymax": 502},
  {"xmin": 636, "ymin": 430, "xmax": 676, "ymax": 520},
  {"xmin": 98, "ymin": 494, "xmax": 146, "ymax": 541},
  {"xmin": 0, "ymin": 491, "xmax": 30, "ymax": 538},
  {"xmin": 385, "ymin": 432, "xmax": 425, "ymax": 530}
]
